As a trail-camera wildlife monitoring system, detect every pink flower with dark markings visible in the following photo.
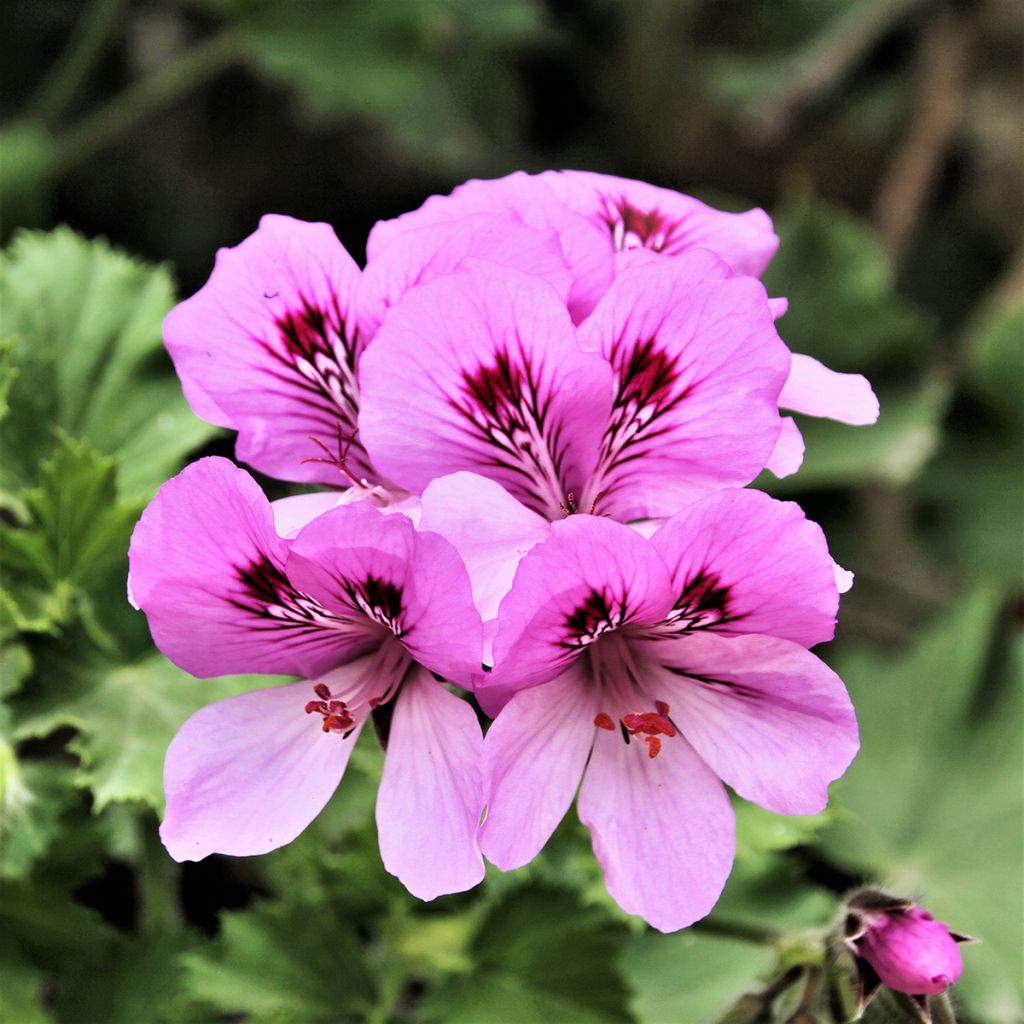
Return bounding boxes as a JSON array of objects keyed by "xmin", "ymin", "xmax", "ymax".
[
  {"xmin": 477, "ymin": 488, "xmax": 859, "ymax": 932},
  {"xmin": 128, "ymin": 457, "xmax": 487, "ymax": 900},
  {"xmin": 163, "ymin": 212, "xmax": 570, "ymax": 490},
  {"xmin": 360, "ymin": 254, "xmax": 792, "ymax": 522},
  {"xmin": 368, "ymin": 169, "xmax": 879, "ymax": 460}
]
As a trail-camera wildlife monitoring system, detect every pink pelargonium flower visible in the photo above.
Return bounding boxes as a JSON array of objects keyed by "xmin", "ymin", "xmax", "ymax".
[
  {"xmin": 368, "ymin": 169, "xmax": 879, "ymax": 443},
  {"xmin": 163, "ymin": 211, "xmax": 570, "ymax": 489},
  {"xmin": 479, "ymin": 488, "xmax": 859, "ymax": 931},
  {"xmin": 128, "ymin": 457, "xmax": 487, "ymax": 900},
  {"xmin": 360, "ymin": 254, "xmax": 792, "ymax": 522}
]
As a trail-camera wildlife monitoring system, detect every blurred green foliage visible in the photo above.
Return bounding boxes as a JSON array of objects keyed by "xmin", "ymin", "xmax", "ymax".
[{"xmin": 1, "ymin": 0, "xmax": 1022, "ymax": 1021}]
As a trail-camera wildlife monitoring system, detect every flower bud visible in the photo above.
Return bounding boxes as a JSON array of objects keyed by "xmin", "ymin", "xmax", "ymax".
[{"xmin": 844, "ymin": 891, "xmax": 967, "ymax": 999}]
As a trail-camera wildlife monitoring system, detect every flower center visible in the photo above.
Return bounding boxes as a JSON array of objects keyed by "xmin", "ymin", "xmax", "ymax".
[
  {"xmin": 594, "ymin": 700, "xmax": 677, "ymax": 758},
  {"xmin": 604, "ymin": 199, "xmax": 676, "ymax": 253},
  {"xmin": 305, "ymin": 682, "xmax": 356, "ymax": 734}
]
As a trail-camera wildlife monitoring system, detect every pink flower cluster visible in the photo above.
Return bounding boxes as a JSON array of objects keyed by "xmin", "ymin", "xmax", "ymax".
[{"xmin": 129, "ymin": 170, "xmax": 878, "ymax": 932}]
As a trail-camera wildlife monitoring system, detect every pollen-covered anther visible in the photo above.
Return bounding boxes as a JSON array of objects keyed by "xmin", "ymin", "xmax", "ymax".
[
  {"xmin": 621, "ymin": 701, "xmax": 676, "ymax": 758},
  {"xmin": 594, "ymin": 712, "xmax": 615, "ymax": 730},
  {"xmin": 304, "ymin": 684, "xmax": 354, "ymax": 734}
]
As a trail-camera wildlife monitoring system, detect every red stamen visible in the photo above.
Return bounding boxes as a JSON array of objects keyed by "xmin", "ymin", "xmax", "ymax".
[
  {"xmin": 305, "ymin": 700, "xmax": 328, "ymax": 715},
  {"xmin": 594, "ymin": 712, "xmax": 615, "ymax": 731},
  {"xmin": 645, "ymin": 736, "xmax": 662, "ymax": 759},
  {"xmin": 620, "ymin": 700, "xmax": 677, "ymax": 753},
  {"xmin": 313, "ymin": 683, "xmax": 331, "ymax": 700},
  {"xmin": 654, "ymin": 700, "xmax": 670, "ymax": 717}
]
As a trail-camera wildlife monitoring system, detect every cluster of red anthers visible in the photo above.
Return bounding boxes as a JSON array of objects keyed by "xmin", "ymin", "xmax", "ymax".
[
  {"xmin": 304, "ymin": 682, "xmax": 354, "ymax": 733},
  {"xmin": 594, "ymin": 700, "xmax": 677, "ymax": 758}
]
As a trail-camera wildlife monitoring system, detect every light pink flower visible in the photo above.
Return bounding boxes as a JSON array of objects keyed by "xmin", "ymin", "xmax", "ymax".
[
  {"xmin": 163, "ymin": 212, "xmax": 569, "ymax": 489},
  {"xmin": 128, "ymin": 457, "xmax": 486, "ymax": 900},
  {"xmin": 368, "ymin": 170, "xmax": 879, "ymax": 451},
  {"xmin": 479, "ymin": 488, "xmax": 858, "ymax": 931},
  {"xmin": 853, "ymin": 905, "xmax": 965, "ymax": 997},
  {"xmin": 360, "ymin": 254, "xmax": 791, "ymax": 522}
]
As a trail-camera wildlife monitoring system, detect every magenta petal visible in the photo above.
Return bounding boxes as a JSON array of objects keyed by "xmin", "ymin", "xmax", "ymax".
[
  {"xmin": 857, "ymin": 908, "xmax": 964, "ymax": 995},
  {"xmin": 490, "ymin": 515, "xmax": 674, "ymax": 693},
  {"xmin": 765, "ymin": 416, "xmax": 805, "ymax": 478},
  {"xmin": 359, "ymin": 261, "xmax": 614, "ymax": 519},
  {"xmin": 375, "ymin": 669, "xmax": 485, "ymax": 900},
  {"xmin": 577, "ymin": 726, "xmax": 735, "ymax": 932},
  {"xmin": 161, "ymin": 679, "xmax": 362, "ymax": 861},
  {"xmin": 578, "ymin": 253, "xmax": 790, "ymax": 520},
  {"xmin": 480, "ymin": 666, "xmax": 597, "ymax": 870},
  {"xmin": 649, "ymin": 488, "xmax": 840, "ymax": 647},
  {"xmin": 164, "ymin": 214, "xmax": 373, "ymax": 485},
  {"xmin": 358, "ymin": 210, "xmax": 572, "ymax": 341},
  {"xmin": 419, "ymin": 472, "xmax": 551, "ymax": 625},
  {"xmin": 648, "ymin": 632, "xmax": 859, "ymax": 815},
  {"xmin": 542, "ymin": 169, "xmax": 779, "ymax": 278},
  {"xmin": 286, "ymin": 502, "xmax": 483, "ymax": 686},
  {"xmin": 129, "ymin": 457, "xmax": 365, "ymax": 679},
  {"xmin": 779, "ymin": 354, "xmax": 880, "ymax": 425}
]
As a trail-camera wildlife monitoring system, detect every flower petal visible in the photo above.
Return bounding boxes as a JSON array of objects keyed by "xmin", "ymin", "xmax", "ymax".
[
  {"xmin": 646, "ymin": 631, "xmax": 859, "ymax": 815},
  {"xmin": 765, "ymin": 416, "xmax": 805, "ymax": 478},
  {"xmin": 129, "ymin": 458, "xmax": 372, "ymax": 679},
  {"xmin": 359, "ymin": 261, "xmax": 614, "ymax": 519},
  {"xmin": 160, "ymin": 678, "xmax": 363, "ymax": 861},
  {"xmin": 648, "ymin": 487, "xmax": 840, "ymax": 647},
  {"xmin": 164, "ymin": 214, "xmax": 374, "ymax": 485},
  {"xmin": 366, "ymin": 171, "xmax": 614, "ymax": 323},
  {"xmin": 479, "ymin": 665, "xmax": 598, "ymax": 869},
  {"xmin": 358, "ymin": 210, "xmax": 572, "ymax": 340},
  {"xmin": 577, "ymin": 725, "xmax": 735, "ymax": 932},
  {"xmin": 577, "ymin": 253, "xmax": 790, "ymax": 520},
  {"xmin": 490, "ymin": 515, "xmax": 674, "ymax": 693},
  {"xmin": 286, "ymin": 502, "xmax": 483, "ymax": 686},
  {"xmin": 542, "ymin": 169, "xmax": 779, "ymax": 277},
  {"xmin": 418, "ymin": 472, "xmax": 550, "ymax": 625},
  {"xmin": 779, "ymin": 354, "xmax": 880, "ymax": 425},
  {"xmin": 375, "ymin": 669, "xmax": 485, "ymax": 900}
]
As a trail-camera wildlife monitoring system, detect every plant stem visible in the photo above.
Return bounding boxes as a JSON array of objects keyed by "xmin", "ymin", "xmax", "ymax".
[
  {"xmin": 29, "ymin": 0, "xmax": 129, "ymax": 125},
  {"xmin": 692, "ymin": 916, "xmax": 783, "ymax": 945},
  {"xmin": 54, "ymin": 29, "xmax": 241, "ymax": 174}
]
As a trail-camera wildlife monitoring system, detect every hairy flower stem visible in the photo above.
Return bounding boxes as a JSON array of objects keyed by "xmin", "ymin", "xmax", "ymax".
[
  {"xmin": 929, "ymin": 993, "xmax": 958, "ymax": 1024},
  {"xmin": 54, "ymin": 30, "xmax": 241, "ymax": 173},
  {"xmin": 29, "ymin": 0, "xmax": 128, "ymax": 125},
  {"xmin": 692, "ymin": 916, "xmax": 783, "ymax": 945}
]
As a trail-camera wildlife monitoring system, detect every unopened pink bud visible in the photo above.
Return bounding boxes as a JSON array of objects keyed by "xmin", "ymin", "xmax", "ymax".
[{"xmin": 854, "ymin": 907, "xmax": 963, "ymax": 996}]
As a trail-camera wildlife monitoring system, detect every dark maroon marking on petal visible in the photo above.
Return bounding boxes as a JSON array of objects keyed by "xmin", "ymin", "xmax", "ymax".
[
  {"xmin": 601, "ymin": 196, "xmax": 682, "ymax": 254},
  {"xmin": 448, "ymin": 348, "xmax": 570, "ymax": 516},
  {"xmin": 250, "ymin": 292, "xmax": 374, "ymax": 479},
  {"xmin": 662, "ymin": 665, "xmax": 759, "ymax": 700},
  {"xmin": 653, "ymin": 568, "xmax": 747, "ymax": 636},
  {"xmin": 561, "ymin": 588, "xmax": 630, "ymax": 649}
]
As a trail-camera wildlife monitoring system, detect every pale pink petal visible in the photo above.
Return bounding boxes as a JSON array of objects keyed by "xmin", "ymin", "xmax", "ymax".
[
  {"xmin": 765, "ymin": 416, "xmax": 805, "ymax": 478},
  {"xmin": 270, "ymin": 492, "xmax": 346, "ymax": 539},
  {"xmin": 366, "ymin": 171, "xmax": 613, "ymax": 323},
  {"xmin": 769, "ymin": 297, "xmax": 789, "ymax": 320},
  {"xmin": 129, "ymin": 458, "xmax": 373, "ymax": 679},
  {"xmin": 375, "ymin": 669, "xmax": 485, "ymax": 900},
  {"xmin": 164, "ymin": 214, "xmax": 375, "ymax": 485},
  {"xmin": 834, "ymin": 562, "xmax": 855, "ymax": 594},
  {"xmin": 541, "ymin": 170, "xmax": 779, "ymax": 277},
  {"xmin": 161, "ymin": 678, "xmax": 363, "ymax": 861},
  {"xmin": 646, "ymin": 631, "xmax": 859, "ymax": 815},
  {"xmin": 489, "ymin": 515, "xmax": 674, "ymax": 693},
  {"xmin": 358, "ymin": 211, "xmax": 571, "ymax": 340},
  {"xmin": 779, "ymin": 353, "xmax": 880, "ymax": 425},
  {"xmin": 479, "ymin": 665, "xmax": 598, "ymax": 869},
  {"xmin": 649, "ymin": 487, "xmax": 840, "ymax": 648},
  {"xmin": 286, "ymin": 503, "xmax": 483, "ymax": 686},
  {"xmin": 577, "ymin": 725, "xmax": 735, "ymax": 932},
  {"xmin": 418, "ymin": 472, "xmax": 550, "ymax": 624},
  {"xmin": 577, "ymin": 254, "xmax": 790, "ymax": 520},
  {"xmin": 359, "ymin": 261, "xmax": 614, "ymax": 520}
]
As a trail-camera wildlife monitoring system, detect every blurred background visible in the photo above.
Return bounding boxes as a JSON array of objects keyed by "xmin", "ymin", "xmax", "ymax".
[{"xmin": 1, "ymin": 1, "xmax": 1021, "ymax": 1022}]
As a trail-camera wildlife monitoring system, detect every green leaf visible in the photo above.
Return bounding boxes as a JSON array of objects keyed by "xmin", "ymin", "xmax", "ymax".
[
  {"xmin": 762, "ymin": 200, "xmax": 937, "ymax": 374},
  {"xmin": 622, "ymin": 930, "xmax": 774, "ymax": 1024},
  {"xmin": 821, "ymin": 586, "xmax": 1024, "ymax": 1021},
  {"xmin": 180, "ymin": 900, "xmax": 373, "ymax": 1023},
  {"xmin": 734, "ymin": 801, "xmax": 837, "ymax": 859},
  {"xmin": 13, "ymin": 652, "xmax": 257, "ymax": 812},
  {"xmin": 0, "ymin": 227, "xmax": 218, "ymax": 502},
  {"xmin": 421, "ymin": 886, "xmax": 632, "ymax": 1024},
  {"xmin": 0, "ymin": 122, "xmax": 55, "ymax": 239},
  {"xmin": 964, "ymin": 298, "xmax": 1024, "ymax": 433}
]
